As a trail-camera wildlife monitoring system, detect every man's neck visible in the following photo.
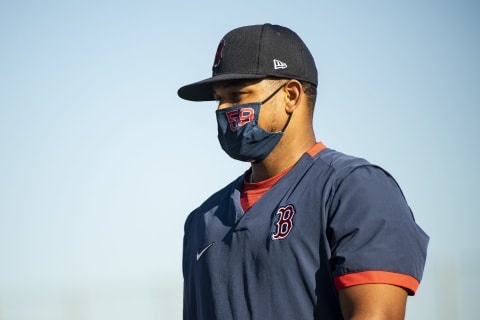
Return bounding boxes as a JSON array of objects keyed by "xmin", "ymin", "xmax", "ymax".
[{"xmin": 250, "ymin": 135, "xmax": 316, "ymax": 183}]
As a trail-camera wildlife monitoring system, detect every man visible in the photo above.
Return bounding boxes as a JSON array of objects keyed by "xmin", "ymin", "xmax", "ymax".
[{"xmin": 177, "ymin": 23, "xmax": 429, "ymax": 319}]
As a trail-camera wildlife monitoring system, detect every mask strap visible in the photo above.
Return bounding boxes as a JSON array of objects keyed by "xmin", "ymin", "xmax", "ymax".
[
  {"xmin": 261, "ymin": 83, "xmax": 287, "ymax": 104},
  {"xmin": 280, "ymin": 112, "xmax": 293, "ymax": 133},
  {"xmin": 261, "ymin": 82, "xmax": 292, "ymax": 133}
]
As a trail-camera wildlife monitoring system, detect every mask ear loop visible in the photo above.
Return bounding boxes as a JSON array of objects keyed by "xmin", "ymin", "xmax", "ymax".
[
  {"xmin": 261, "ymin": 83, "xmax": 287, "ymax": 104},
  {"xmin": 260, "ymin": 83, "xmax": 293, "ymax": 133},
  {"xmin": 280, "ymin": 112, "xmax": 293, "ymax": 133}
]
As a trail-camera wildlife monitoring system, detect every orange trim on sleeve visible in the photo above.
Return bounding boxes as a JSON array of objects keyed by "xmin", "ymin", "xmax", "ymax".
[{"xmin": 334, "ymin": 271, "xmax": 420, "ymax": 295}]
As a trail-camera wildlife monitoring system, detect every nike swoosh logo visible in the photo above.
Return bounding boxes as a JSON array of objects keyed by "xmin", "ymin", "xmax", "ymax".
[{"xmin": 196, "ymin": 242, "xmax": 215, "ymax": 261}]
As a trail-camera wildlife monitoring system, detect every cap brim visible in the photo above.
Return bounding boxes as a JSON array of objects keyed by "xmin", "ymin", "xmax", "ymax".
[{"xmin": 177, "ymin": 73, "xmax": 267, "ymax": 102}]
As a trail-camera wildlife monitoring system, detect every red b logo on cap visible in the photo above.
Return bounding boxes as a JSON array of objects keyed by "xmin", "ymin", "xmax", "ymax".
[{"xmin": 212, "ymin": 39, "xmax": 225, "ymax": 72}]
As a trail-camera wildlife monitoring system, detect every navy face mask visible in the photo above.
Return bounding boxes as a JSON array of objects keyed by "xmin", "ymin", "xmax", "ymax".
[{"xmin": 216, "ymin": 84, "xmax": 291, "ymax": 163}]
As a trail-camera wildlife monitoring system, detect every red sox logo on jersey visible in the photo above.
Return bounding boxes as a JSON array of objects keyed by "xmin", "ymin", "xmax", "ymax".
[{"xmin": 272, "ymin": 204, "xmax": 296, "ymax": 240}]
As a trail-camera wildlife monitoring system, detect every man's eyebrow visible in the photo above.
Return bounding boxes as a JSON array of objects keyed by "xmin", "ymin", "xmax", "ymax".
[{"xmin": 213, "ymin": 81, "xmax": 243, "ymax": 98}]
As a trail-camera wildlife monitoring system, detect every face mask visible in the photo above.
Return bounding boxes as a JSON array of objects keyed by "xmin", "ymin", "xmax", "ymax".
[{"xmin": 216, "ymin": 84, "xmax": 291, "ymax": 162}]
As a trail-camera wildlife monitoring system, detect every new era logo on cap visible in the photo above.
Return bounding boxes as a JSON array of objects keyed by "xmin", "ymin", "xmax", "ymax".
[{"xmin": 273, "ymin": 59, "xmax": 288, "ymax": 70}]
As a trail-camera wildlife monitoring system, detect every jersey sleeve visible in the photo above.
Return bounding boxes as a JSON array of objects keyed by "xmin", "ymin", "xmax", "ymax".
[{"xmin": 327, "ymin": 165, "xmax": 429, "ymax": 295}]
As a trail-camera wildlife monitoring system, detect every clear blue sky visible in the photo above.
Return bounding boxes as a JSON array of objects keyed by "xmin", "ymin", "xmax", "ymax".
[{"xmin": 0, "ymin": 1, "xmax": 479, "ymax": 319}]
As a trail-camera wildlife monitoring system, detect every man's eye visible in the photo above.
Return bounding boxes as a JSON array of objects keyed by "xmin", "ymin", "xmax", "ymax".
[
  {"xmin": 230, "ymin": 92, "xmax": 243, "ymax": 103},
  {"xmin": 215, "ymin": 91, "xmax": 245, "ymax": 105}
]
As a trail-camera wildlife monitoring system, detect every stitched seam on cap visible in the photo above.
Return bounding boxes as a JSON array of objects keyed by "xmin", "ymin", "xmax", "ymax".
[{"xmin": 256, "ymin": 24, "xmax": 267, "ymax": 74}]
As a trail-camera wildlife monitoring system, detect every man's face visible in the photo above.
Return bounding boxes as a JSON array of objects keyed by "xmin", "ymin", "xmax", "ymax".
[
  {"xmin": 213, "ymin": 79, "xmax": 264, "ymax": 109},
  {"xmin": 213, "ymin": 79, "xmax": 286, "ymax": 132}
]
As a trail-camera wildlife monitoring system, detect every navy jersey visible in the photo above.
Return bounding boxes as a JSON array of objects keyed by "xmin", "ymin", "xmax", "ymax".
[{"xmin": 182, "ymin": 147, "xmax": 429, "ymax": 320}]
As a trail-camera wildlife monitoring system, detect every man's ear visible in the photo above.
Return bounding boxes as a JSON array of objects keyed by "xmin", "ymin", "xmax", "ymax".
[{"xmin": 284, "ymin": 80, "xmax": 303, "ymax": 113}]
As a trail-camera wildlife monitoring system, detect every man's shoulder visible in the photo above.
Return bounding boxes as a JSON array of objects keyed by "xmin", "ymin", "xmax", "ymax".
[
  {"xmin": 305, "ymin": 147, "xmax": 402, "ymax": 195},
  {"xmin": 313, "ymin": 148, "xmax": 372, "ymax": 175},
  {"xmin": 313, "ymin": 148, "xmax": 405, "ymax": 200}
]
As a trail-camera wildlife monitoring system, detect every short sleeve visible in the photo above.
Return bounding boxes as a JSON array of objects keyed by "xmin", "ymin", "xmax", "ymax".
[{"xmin": 328, "ymin": 165, "xmax": 429, "ymax": 295}]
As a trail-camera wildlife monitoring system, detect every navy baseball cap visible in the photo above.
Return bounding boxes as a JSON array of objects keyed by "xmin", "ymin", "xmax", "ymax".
[{"xmin": 177, "ymin": 23, "xmax": 318, "ymax": 101}]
